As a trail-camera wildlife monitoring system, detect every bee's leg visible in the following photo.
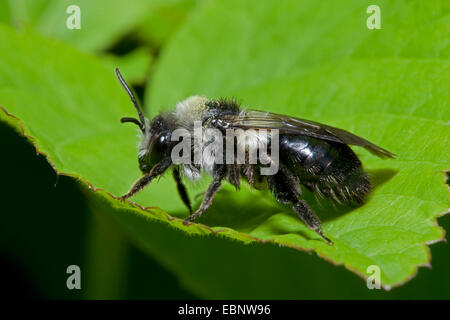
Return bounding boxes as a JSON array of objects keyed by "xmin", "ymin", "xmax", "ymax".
[
  {"xmin": 271, "ymin": 165, "xmax": 333, "ymax": 245},
  {"xmin": 183, "ymin": 165, "xmax": 226, "ymax": 224},
  {"xmin": 292, "ymin": 200, "xmax": 333, "ymax": 245},
  {"xmin": 120, "ymin": 158, "xmax": 172, "ymax": 199},
  {"xmin": 172, "ymin": 166, "xmax": 192, "ymax": 214}
]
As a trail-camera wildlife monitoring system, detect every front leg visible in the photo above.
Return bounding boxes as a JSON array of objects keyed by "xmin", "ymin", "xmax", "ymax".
[
  {"xmin": 121, "ymin": 158, "xmax": 172, "ymax": 199},
  {"xmin": 183, "ymin": 165, "xmax": 226, "ymax": 224}
]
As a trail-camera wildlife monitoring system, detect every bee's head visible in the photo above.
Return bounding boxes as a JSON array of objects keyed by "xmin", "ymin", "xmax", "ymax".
[
  {"xmin": 116, "ymin": 68, "xmax": 173, "ymax": 174},
  {"xmin": 137, "ymin": 115, "xmax": 174, "ymax": 173}
]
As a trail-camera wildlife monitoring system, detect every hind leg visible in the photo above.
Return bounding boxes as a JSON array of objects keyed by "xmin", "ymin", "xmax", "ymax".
[
  {"xmin": 293, "ymin": 200, "xmax": 333, "ymax": 245},
  {"xmin": 269, "ymin": 165, "xmax": 333, "ymax": 245}
]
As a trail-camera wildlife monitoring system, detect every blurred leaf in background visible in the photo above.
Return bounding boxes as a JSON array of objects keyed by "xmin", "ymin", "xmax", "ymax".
[
  {"xmin": 3, "ymin": 0, "xmax": 199, "ymax": 87},
  {"xmin": 6, "ymin": 0, "xmax": 160, "ymax": 52}
]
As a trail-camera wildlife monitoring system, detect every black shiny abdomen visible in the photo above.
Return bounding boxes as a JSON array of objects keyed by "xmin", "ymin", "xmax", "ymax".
[{"xmin": 279, "ymin": 134, "xmax": 371, "ymax": 204}]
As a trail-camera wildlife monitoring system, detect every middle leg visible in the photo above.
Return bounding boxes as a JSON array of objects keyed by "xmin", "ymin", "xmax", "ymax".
[{"xmin": 173, "ymin": 166, "xmax": 193, "ymax": 214}]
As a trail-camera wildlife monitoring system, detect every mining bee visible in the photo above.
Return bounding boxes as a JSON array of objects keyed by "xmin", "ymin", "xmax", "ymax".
[{"xmin": 116, "ymin": 68, "xmax": 394, "ymax": 245}]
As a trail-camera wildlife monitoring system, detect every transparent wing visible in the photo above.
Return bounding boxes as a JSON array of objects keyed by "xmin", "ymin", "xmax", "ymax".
[{"xmin": 220, "ymin": 110, "xmax": 394, "ymax": 159}]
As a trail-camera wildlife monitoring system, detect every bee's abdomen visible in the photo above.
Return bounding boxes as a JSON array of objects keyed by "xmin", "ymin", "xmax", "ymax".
[{"xmin": 280, "ymin": 135, "xmax": 371, "ymax": 204}]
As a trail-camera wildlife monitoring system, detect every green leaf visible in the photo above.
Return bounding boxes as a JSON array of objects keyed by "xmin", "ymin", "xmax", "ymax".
[
  {"xmin": 0, "ymin": 0, "xmax": 448, "ymax": 292},
  {"xmin": 145, "ymin": 0, "xmax": 449, "ymax": 288},
  {"xmin": 5, "ymin": 0, "xmax": 167, "ymax": 52}
]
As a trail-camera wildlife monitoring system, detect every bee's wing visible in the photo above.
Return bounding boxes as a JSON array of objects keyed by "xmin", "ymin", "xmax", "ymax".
[{"xmin": 221, "ymin": 110, "xmax": 394, "ymax": 159}]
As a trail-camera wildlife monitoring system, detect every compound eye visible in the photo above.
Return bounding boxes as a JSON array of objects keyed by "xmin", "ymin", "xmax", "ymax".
[{"xmin": 150, "ymin": 134, "xmax": 167, "ymax": 154}]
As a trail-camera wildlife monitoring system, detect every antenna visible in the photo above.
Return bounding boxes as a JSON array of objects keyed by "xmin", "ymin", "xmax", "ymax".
[{"xmin": 115, "ymin": 68, "xmax": 146, "ymax": 132}]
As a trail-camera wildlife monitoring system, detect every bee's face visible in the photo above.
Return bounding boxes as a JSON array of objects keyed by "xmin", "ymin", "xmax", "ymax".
[
  {"xmin": 138, "ymin": 133, "xmax": 170, "ymax": 173},
  {"xmin": 138, "ymin": 115, "xmax": 174, "ymax": 173}
]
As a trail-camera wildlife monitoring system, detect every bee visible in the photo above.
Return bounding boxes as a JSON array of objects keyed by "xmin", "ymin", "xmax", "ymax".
[{"xmin": 116, "ymin": 68, "xmax": 394, "ymax": 245}]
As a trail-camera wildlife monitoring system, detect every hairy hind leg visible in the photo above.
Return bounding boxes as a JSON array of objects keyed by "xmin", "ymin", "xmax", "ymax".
[
  {"xmin": 269, "ymin": 165, "xmax": 333, "ymax": 245},
  {"xmin": 292, "ymin": 200, "xmax": 333, "ymax": 245}
]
